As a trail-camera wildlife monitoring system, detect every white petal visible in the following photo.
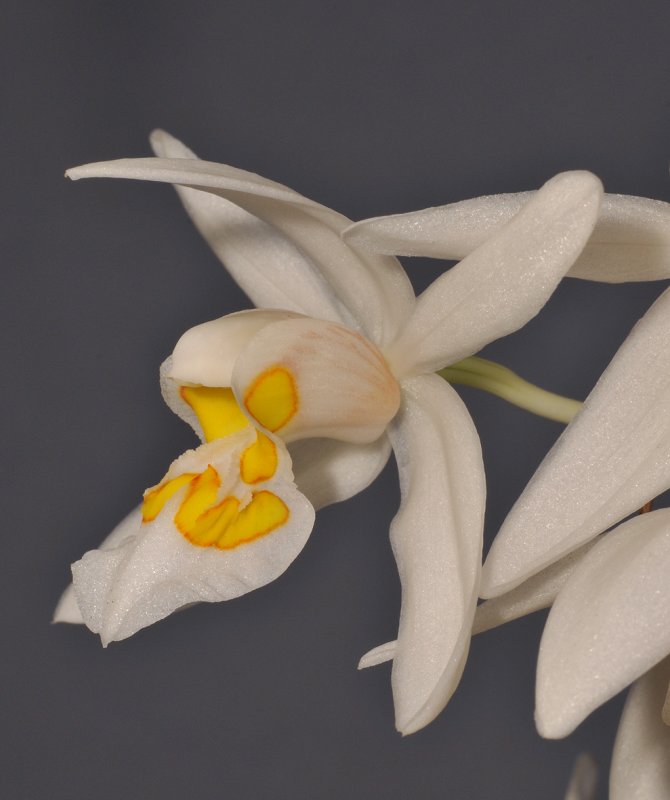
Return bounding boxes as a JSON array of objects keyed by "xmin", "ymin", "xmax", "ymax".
[
  {"xmin": 344, "ymin": 192, "xmax": 670, "ymax": 283},
  {"xmin": 67, "ymin": 143, "xmax": 416, "ymax": 348},
  {"xmin": 343, "ymin": 192, "xmax": 531, "ymax": 258},
  {"xmin": 564, "ymin": 754, "xmax": 598, "ymax": 800},
  {"xmin": 482, "ymin": 285, "xmax": 670, "ymax": 598},
  {"xmin": 388, "ymin": 375, "xmax": 485, "ymax": 734},
  {"xmin": 535, "ymin": 510, "xmax": 670, "ymax": 739},
  {"xmin": 472, "ymin": 538, "xmax": 599, "ymax": 635},
  {"xmin": 357, "ymin": 537, "xmax": 599, "ymax": 669},
  {"xmin": 53, "ymin": 506, "xmax": 142, "ymax": 625},
  {"xmin": 610, "ymin": 659, "xmax": 670, "ymax": 800},
  {"xmin": 149, "ymin": 130, "xmax": 355, "ymax": 325},
  {"xmin": 72, "ymin": 433, "xmax": 315, "ymax": 645},
  {"xmin": 288, "ymin": 435, "xmax": 391, "ymax": 511},
  {"xmin": 232, "ymin": 317, "xmax": 400, "ymax": 444},
  {"xmin": 384, "ymin": 172, "xmax": 603, "ymax": 376}
]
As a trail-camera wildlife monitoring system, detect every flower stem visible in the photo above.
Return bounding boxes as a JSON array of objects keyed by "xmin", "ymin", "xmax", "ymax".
[{"xmin": 438, "ymin": 356, "xmax": 582, "ymax": 424}]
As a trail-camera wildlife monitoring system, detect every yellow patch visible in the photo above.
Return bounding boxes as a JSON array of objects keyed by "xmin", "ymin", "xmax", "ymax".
[
  {"xmin": 240, "ymin": 432, "xmax": 278, "ymax": 484},
  {"xmin": 244, "ymin": 366, "xmax": 298, "ymax": 432},
  {"xmin": 180, "ymin": 385, "xmax": 250, "ymax": 442},
  {"xmin": 174, "ymin": 465, "xmax": 221, "ymax": 537},
  {"xmin": 171, "ymin": 464, "xmax": 289, "ymax": 549},
  {"xmin": 218, "ymin": 490, "xmax": 289, "ymax": 549},
  {"xmin": 142, "ymin": 472, "xmax": 197, "ymax": 523}
]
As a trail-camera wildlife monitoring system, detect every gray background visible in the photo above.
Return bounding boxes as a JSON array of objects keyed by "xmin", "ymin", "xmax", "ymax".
[{"xmin": 4, "ymin": 1, "xmax": 669, "ymax": 798}]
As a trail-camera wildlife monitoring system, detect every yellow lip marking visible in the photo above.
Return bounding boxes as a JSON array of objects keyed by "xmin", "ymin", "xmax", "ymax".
[
  {"xmin": 244, "ymin": 366, "xmax": 298, "ymax": 432},
  {"xmin": 142, "ymin": 472, "xmax": 198, "ymax": 523},
  {"xmin": 240, "ymin": 432, "xmax": 278, "ymax": 484},
  {"xmin": 174, "ymin": 465, "xmax": 221, "ymax": 537},
  {"xmin": 172, "ymin": 465, "xmax": 289, "ymax": 549},
  {"xmin": 217, "ymin": 490, "xmax": 289, "ymax": 549},
  {"xmin": 180, "ymin": 385, "xmax": 250, "ymax": 442}
]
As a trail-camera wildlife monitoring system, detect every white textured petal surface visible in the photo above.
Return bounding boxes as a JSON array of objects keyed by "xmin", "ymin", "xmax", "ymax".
[
  {"xmin": 232, "ymin": 317, "xmax": 400, "ymax": 444},
  {"xmin": 384, "ymin": 172, "xmax": 603, "ymax": 376},
  {"xmin": 610, "ymin": 659, "xmax": 670, "ymax": 800},
  {"xmin": 53, "ymin": 506, "xmax": 143, "ymax": 625},
  {"xmin": 288, "ymin": 435, "xmax": 391, "ymax": 510},
  {"xmin": 482, "ymin": 286, "xmax": 670, "ymax": 597},
  {"xmin": 150, "ymin": 130, "xmax": 354, "ymax": 325},
  {"xmin": 67, "ymin": 144, "xmax": 416, "ymax": 347},
  {"xmin": 564, "ymin": 754, "xmax": 598, "ymax": 800},
  {"xmin": 535, "ymin": 510, "xmax": 670, "ymax": 738},
  {"xmin": 72, "ymin": 434, "xmax": 314, "ymax": 645},
  {"xmin": 388, "ymin": 375, "xmax": 485, "ymax": 734},
  {"xmin": 472, "ymin": 538, "xmax": 599, "ymax": 635},
  {"xmin": 344, "ymin": 192, "xmax": 670, "ymax": 283}
]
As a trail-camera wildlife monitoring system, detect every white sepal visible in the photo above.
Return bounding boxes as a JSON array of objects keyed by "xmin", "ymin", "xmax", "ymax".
[
  {"xmin": 387, "ymin": 375, "xmax": 485, "ymax": 734},
  {"xmin": 482, "ymin": 285, "xmax": 670, "ymax": 598},
  {"xmin": 232, "ymin": 316, "xmax": 400, "ymax": 444},
  {"xmin": 384, "ymin": 172, "xmax": 603, "ymax": 377},
  {"xmin": 289, "ymin": 436, "xmax": 392, "ymax": 510},
  {"xmin": 71, "ymin": 434, "xmax": 315, "ymax": 645},
  {"xmin": 610, "ymin": 658, "xmax": 670, "ymax": 800},
  {"xmin": 67, "ymin": 144, "xmax": 416, "ymax": 348},
  {"xmin": 535, "ymin": 510, "xmax": 670, "ymax": 739},
  {"xmin": 344, "ymin": 191, "xmax": 670, "ymax": 283}
]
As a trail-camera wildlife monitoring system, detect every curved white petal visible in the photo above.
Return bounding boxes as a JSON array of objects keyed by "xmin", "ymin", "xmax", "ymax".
[
  {"xmin": 344, "ymin": 192, "xmax": 670, "ymax": 283},
  {"xmin": 67, "ymin": 142, "xmax": 416, "ymax": 348},
  {"xmin": 472, "ymin": 538, "xmax": 599, "ymax": 635},
  {"xmin": 232, "ymin": 316, "xmax": 400, "ymax": 444},
  {"xmin": 149, "ymin": 130, "xmax": 354, "ymax": 325},
  {"xmin": 72, "ymin": 434, "xmax": 315, "ymax": 645},
  {"xmin": 564, "ymin": 754, "xmax": 598, "ymax": 800},
  {"xmin": 53, "ymin": 506, "xmax": 142, "ymax": 625},
  {"xmin": 384, "ymin": 172, "xmax": 603, "ymax": 377},
  {"xmin": 482, "ymin": 285, "xmax": 670, "ymax": 598},
  {"xmin": 356, "ymin": 537, "xmax": 599, "ymax": 668},
  {"xmin": 388, "ymin": 375, "xmax": 485, "ymax": 734},
  {"xmin": 610, "ymin": 659, "xmax": 670, "ymax": 800},
  {"xmin": 288, "ymin": 435, "xmax": 391, "ymax": 510},
  {"xmin": 535, "ymin": 510, "xmax": 670, "ymax": 739}
]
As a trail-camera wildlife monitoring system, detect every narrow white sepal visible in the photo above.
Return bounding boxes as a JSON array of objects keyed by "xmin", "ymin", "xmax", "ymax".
[
  {"xmin": 482, "ymin": 285, "xmax": 670, "ymax": 598},
  {"xmin": 384, "ymin": 171, "xmax": 603, "ymax": 377},
  {"xmin": 358, "ymin": 641, "xmax": 395, "ymax": 669},
  {"xmin": 149, "ymin": 130, "xmax": 355, "ymax": 326},
  {"xmin": 343, "ymin": 191, "xmax": 670, "ymax": 283},
  {"xmin": 66, "ymin": 148, "xmax": 416, "ymax": 348},
  {"xmin": 535, "ymin": 510, "xmax": 670, "ymax": 738},
  {"xmin": 388, "ymin": 375, "xmax": 485, "ymax": 734},
  {"xmin": 564, "ymin": 754, "xmax": 598, "ymax": 800},
  {"xmin": 610, "ymin": 659, "xmax": 670, "ymax": 800}
]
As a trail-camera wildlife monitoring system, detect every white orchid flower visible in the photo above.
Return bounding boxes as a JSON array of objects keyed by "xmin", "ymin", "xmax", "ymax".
[
  {"xmin": 478, "ymin": 287, "xmax": 670, "ymax": 797},
  {"xmin": 56, "ymin": 130, "xmax": 605, "ymax": 735}
]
